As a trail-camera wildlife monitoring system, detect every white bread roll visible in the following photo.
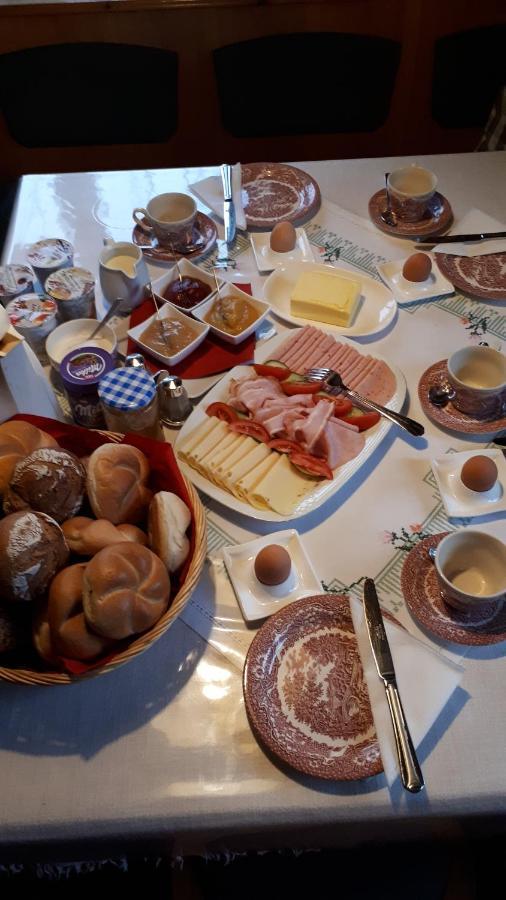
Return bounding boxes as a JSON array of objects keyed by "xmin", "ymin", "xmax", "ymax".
[
  {"xmin": 62, "ymin": 516, "xmax": 147, "ymax": 556},
  {"xmin": 0, "ymin": 420, "xmax": 59, "ymax": 495},
  {"xmin": 82, "ymin": 542, "xmax": 170, "ymax": 640},
  {"xmin": 148, "ymin": 491, "xmax": 191, "ymax": 573},
  {"xmin": 87, "ymin": 443, "xmax": 152, "ymax": 525}
]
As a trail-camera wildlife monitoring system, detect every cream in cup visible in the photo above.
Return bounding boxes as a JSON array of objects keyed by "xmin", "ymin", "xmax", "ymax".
[
  {"xmin": 45, "ymin": 267, "xmax": 95, "ymax": 321},
  {"xmin": 387, "ymin": 166, "xmax": 438, "ymax": 223},
  {"xmin": 447, "ymin": 346, "xmax": 506, "ymax": 420},
  {"xmin": 133, "ymin": 193, "xmax": 197, "ymax": 247},
  {"xmin": 27, "ymin": 238, "xmax": 74, "ymax": 288},
  {"xmin": 434, "ymin": 531, "xmax": 506, "ymax": 612}
]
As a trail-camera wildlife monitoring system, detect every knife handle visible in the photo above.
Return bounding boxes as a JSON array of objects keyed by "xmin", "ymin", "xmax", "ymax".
[{"xmin": 385, "ymin": 682, "xmax": 424, "ymax": 793}]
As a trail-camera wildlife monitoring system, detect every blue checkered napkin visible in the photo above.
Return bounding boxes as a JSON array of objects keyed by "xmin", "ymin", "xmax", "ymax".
[{"xmin": 98, "ymin": 367, "xmax": 156, "ymax": 410}]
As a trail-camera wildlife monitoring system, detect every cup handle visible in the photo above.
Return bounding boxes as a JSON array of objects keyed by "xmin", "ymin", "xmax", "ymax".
[{"xmin": 133, "ymin": 208, "xmax": 152, "ymax": 232}]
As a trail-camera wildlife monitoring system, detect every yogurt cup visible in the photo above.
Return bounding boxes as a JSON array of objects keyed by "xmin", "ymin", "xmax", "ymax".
[
  {"xmin": 0, "ymin": 264, "xmax": 35, "ymax": 306},
  {"xmin": 6, "ymin": 293, "xmax": 57, "ymax": 363},
  {"xmin": 45, "ymin": 266, "xmax": 95, "ymax": 321},
  {"xmin": 60, "ymin": 346, "xmax": 115, "ymax": 428},
  {"xmin": 27, "ymin": 238, "xmax": 74, "ymax": 287}
]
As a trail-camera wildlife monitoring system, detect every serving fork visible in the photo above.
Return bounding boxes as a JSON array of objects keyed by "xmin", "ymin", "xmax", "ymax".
[{"xmin": 305, "ymin": 367, "xmax": 425, "ymax": 437}]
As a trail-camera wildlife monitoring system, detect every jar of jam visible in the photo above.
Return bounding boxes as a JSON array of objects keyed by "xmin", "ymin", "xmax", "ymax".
[
  {"xmin": 60, "ymin": 346, "xmax": 114, "ymax": 428},
  {"xmin": 98, "ymin": 367, "xmax": 164, "ymax": 440}
]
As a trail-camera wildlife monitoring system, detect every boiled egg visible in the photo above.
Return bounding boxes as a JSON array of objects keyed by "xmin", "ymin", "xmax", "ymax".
[
  {"xmin": 254, "ymin": 544, "xmax": 291, "ymax": 585},
  {"xmin": 270, "ymin": 221, "xmax": 297, "ymax": 253},
  {"xmin": 402, "ymin": 253, "xmax": 432, "ymax": 282},
  {"xmin": 461, "ymin": 455, "xmax": 498, "ymax": 493}
]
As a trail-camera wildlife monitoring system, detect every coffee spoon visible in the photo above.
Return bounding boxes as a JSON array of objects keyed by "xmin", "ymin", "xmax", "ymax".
[
  {"xmin": 380, "ymin": 173, "xmax": 397, "ymax": 227},
  {"xmin": 428, "ymin": 382, "xmax": 456, "ymax": 407}
]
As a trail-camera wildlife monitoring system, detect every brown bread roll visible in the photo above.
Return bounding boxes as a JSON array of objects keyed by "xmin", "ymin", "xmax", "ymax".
[
  {"xmin": 82, "ymin": 542, "xmax": 170, "ymax": 640},
  {"xmin": 148, "ymin": 491, "xmax": 191, "ymax": 573},
  {"xmin": 0, "ymin": 420, "xmax": 58, "ymax": 495},
  {"xmin": 62, "ymin": 517, "xmax": 147, "ymax": 557},
  {"xmin": 32, "ymin": 603, "xmax": 60, "ymax": 666},
  {"xmin": 4, "ymin": 448, "xmax": 86, "ymax": 523},
  {"xmin": 87, "ymin": 443, "xmax": 152, "ymax": 525},
  {"xmin": 47, "ymin": 564, "xmax": 114, "ymax": 661},
  {"xmin": 0, "ymin": 510, "xmax": 69, "ymax": 603}
]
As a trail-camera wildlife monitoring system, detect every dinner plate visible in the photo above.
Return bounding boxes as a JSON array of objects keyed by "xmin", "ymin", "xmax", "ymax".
[
  {"xmin": 435, "ymin": 252, "xmax": 506, "ymax": 301},
  {"xmin": 243, "ymin": 593, "xmax": 382, "ymax": 780},
  {"xmin": 418, "ymin": 360, "xmax": 506, "ymax": 438},
  {"xmin": 174, "ymin": 333, "xmax": 406, "ymax": 522},
  {"xmin": 401, "ymin": 534, "xmax": 506, "ymax": 646},
  {"xmin": 262, "ymin": 260, "xmax": 397, "ymax": 337},
  {"xmin": 241, "ymin": 163, "xmax": 321, "ymax": 229}
]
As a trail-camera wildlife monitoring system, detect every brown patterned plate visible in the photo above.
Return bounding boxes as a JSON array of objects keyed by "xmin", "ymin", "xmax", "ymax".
[
  {"xmin": 241, "ymin": 163, "xmax": 321, "ymax": 229},
  {"xmin": 368, "ymin": 190, "xmax": 453, "ymax": 239},
  {"xmin": 401, "ymin": 534, "xmax": 506, "ymax": 646},
  {"xmin": 243, "ymin": 593, "xmax": 382, "ymax": 781},
  {"xmin": 435, "ymin": 252, "xmax": 506, "ymax": 301},
  {"xmin": 132, "ymin": 211, "xmax": 217, "ymax": 262},
  {"xmin": 418, "ymin": 360, "xmax": 506, "ymax": 437}
]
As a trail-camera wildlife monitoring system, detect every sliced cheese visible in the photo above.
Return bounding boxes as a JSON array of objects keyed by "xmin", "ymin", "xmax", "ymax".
[
  {"xmin": 234, "ymin": 453, "xmax": 280, "ymax": 503},
  {"xmin": 200, "ymin": 434, "xmax": 245, "ymax": 485},
  {"xmin": 213, "ymin": 436, "xmax": 257, "ymax": 488},
  {"xmin": 291, "ymin": 270, "xmax": 361, "ymax": 327},
  {"xmin": 249, "ymin": 453, "xmax": 315, "ymax": 515},
  {"xmin": 187, "ymin": 419, "xmax": 229, "ymax": 469},
  {"xmin": 178, "ymin": 417, "xmax": 220, "ymax": 462},
  {"xmin": 224, "ymin": 444, "xmax": 271, "ymax": 494}
]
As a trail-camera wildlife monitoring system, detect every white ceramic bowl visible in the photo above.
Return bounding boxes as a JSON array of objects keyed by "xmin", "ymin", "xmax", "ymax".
[
  {"xmin": 151, "ymin": 259, "xmax": 224, "ymax": 312},
  {"xmin": 192, "ymin": 283, "xmax": 270, "ymax": 345},
  {"xmin": 46, "ymin": 318, "xmax": 118, "ymax": 371},
  {"xmin": 128, "ymin": 303, "xmax": 209, "ymax": 366}
]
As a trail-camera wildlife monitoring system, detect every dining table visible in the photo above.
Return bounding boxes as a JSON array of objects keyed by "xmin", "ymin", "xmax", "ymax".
[{"xmin": 1, "ymin": 150, "xmax": 506, "ymax": 862}]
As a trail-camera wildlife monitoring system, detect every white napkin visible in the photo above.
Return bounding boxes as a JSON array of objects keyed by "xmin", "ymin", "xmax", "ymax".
[
  {"xmin": 189, "ymin": 163, "xmax": 247, "ymax": 231},
  {"xmin": 349, "ymin": 595, "xmax": 464, "ymax": 787},
  {"xmin": 433, "ymin": 208, "xmax": 506, "ymax": 256}
]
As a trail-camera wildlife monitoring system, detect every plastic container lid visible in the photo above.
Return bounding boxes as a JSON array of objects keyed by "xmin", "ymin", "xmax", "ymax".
[
  {"xmin": 6, "ymin": 294, "xmax": 57, "ymax": 329},
  {"xmin": 60, "ymin": 346, "xmax": 115, "ymax": 395},
  {"xmin": 98, "ymin": 366, "xmax": 156, "ymax": 410},
  {"xmin": 45, "ymin": 267, "xmax": 95, "ymax": 301},
  {"xmin": 0, "ymin": 265, "xmax": 34, "ymax": 301},
  {"xmin": 27, "ymin": 238, "xmax": 74, "ymax": 269}
]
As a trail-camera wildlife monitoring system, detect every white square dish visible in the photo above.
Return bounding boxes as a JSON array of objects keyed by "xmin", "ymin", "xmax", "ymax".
[
  {"xmin": 431, "ymin": 449, "xmax": 506, "ymax": 518},
  {"xmin": 192, "ymin": 283, "xmax": 270, "ymax": 345},
  {"xmin": 223, "ymin": 529, "xmax": 322, "ymax": 622},
  {"xmin": 128, "ymin": 303, "xmax": 209, "ymax": 366},
  {"xmin": 376, "ymin": 256, "xmax": 454, "ymax": 305},
  {"xmin": 250, "ymin": 228, "xmax": 315, "ymax": 274},
  {"xmin": 151, "ymin": 259, "xmax": 224, "ymax": 312}
]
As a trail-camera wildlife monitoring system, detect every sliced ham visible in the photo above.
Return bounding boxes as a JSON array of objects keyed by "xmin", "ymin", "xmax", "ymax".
[
  {"xmin": 352, "ymin": 360, "xmax": 396, "ymax": 405},
  {"xmin": 286, "ymin": 331, "xmax": 322, "ymax": 372},
  {"xmin": 293, "ymin": 333, "xmax": 336, "ymax": 373},
  {"xmin": 280, "ymin": 327, "xmax": 316, "ymax": 366},
  {"xmin": 290, "ymin": 401, "xmax": 334, "ymax": 452},
  {"xmin": 316, "ymin": 418, "xmax": 365, "ymax": 469},
  {"xmin": 270, "ymin": 326, "xmax": 310, "ymax": 362},
  {"xmin": 261, "ymin": 411, "xmax": 290, "ymax": 436}
]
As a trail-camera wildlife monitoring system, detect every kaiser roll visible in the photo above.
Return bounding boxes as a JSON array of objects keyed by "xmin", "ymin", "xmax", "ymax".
[
  {"xmin": 4, "ymin": 448, "xmax": 86, "ymax": 523},
  {"xmin": 0, "ymin": 420, "xmax": 58, "ymax": 495},
  {"xmin": 87, "ymin": 444, "xmax": 152, "ymax": 525},
  {"xmin": 62, "ymin": 517, "xmax": 147, "ymax": 557},
  {"xmin": 82, "ymin": 542, "xmax": 170, "ymax": 640},
  {"xmin": 0, "ymin": 510, "xmax": 69, "ymax": 603},
  {"xmin": 148, "ymin": 491, "xmax": 191, "ymax": 573},
  {"xmin": 48, "ymin": 564, "xmax": 114, "ymax": 661}
]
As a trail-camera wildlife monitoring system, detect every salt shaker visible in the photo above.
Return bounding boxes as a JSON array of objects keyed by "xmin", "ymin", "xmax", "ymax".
[
  {"xmin": 125, "ymin": 352, "xmax": 146, "ymax": 368},
  {"xmin": 158, "ymin": 375, "xmax": 192, "ymax": 426}
]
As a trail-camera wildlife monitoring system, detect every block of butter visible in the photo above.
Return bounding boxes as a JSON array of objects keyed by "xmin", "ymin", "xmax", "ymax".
[{"xmin": 290, "ymin": 270, "xmax": 361, "ymax": 327}]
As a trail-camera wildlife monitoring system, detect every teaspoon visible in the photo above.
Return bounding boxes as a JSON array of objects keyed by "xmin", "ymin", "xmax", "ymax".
[
  {"xmin": 428, "ymin": 382, "xmax": 456, "ymax": 408},
  {"xmin": 381, "ymin": 172, "xmax": 397, "ymax": 227}
]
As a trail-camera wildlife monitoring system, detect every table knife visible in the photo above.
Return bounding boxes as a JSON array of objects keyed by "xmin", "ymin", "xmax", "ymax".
[
  {"xmin": 220, "ymin": 163, "xmax": 236, "ymax": 245},
  {"xmin": 363, "ymin": 578, "xmax": 424, "ymax": 793},
  {"xmin": 416, "ymin": 230, "xmax": 506, "ymax": 248}
]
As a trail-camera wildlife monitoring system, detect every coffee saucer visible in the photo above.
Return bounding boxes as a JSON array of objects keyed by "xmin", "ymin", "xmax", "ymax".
[
  {"xmin": 401, "ymin": 533, "xmax": 506, "ymax": 646},
  {"xmin": 418, "ymin": 360, "xmax": 506, "ymax": 437},
  {"xmin": 368, "ymin": 191, "xmax": 453, "ymax": 239},
  {"xmin": 132, "ymin": 211, "xmax": 217, "ymax": 262}
]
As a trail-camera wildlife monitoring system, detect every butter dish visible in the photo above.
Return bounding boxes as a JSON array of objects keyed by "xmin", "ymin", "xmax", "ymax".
[{"xmin": 223, "ymin": 529, "xmax": 321, "ymax": 622}]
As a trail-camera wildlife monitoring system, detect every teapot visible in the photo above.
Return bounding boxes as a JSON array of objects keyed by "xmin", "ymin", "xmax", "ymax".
[{"xmin": 99, "ymin": 240, "xmax": 149, "ymax": 312}]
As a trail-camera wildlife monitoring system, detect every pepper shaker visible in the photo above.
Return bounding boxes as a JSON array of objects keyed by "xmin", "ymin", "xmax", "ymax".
[{"xmin": 158, "ymin": 375, "xmax": 193, "ymax": 426}]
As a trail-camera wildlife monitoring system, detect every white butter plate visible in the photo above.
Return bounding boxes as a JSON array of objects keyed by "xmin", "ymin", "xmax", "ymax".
[
  {"xmin": 174, "ymin": 331, "xmax": 406, "ymax": 522},
  {"xmin": 262, "ymin": 260, "xmax": 397, "ymax": 337},
  {"xmin": 250, "ymin": 229, "xmax": 315, "ymax": 274},
  {"xmin": 223, "ymin": 529, "xmax": 322, "ymax": 622},
  {"xmin": 377, "ymin": 257, "xmax": 454, "ymax": 305},
  {"xmin": 432, "ymin": 449, "xmax": 506, "ymax": 519}
]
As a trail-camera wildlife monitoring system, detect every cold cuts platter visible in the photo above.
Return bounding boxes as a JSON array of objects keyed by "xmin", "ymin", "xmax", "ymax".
[{"xmin": 174, "ymin": 328, "xmax": 406, "ymax": 522}]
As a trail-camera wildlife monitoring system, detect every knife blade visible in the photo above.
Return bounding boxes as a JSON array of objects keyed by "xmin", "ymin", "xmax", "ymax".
[
  {"xmin": 363, "ymin": 578, "xmax": 424, "ymax": 793},
  {"xmin": 220, "ymin": 163, "xmax": 236, "ymax": 245},
  {"xmin": 416, "ymin": 230, "xmax": 506, "ymax": 248}
]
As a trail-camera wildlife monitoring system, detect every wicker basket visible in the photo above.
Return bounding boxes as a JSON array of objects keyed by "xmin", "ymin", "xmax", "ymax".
[{"xmin": 0, "ymin": 476, "xmax": 207, "ymax": 686}]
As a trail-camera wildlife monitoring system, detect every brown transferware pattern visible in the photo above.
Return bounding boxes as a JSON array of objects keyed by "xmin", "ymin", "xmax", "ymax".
[
  {"xmin": 418, "ymin": 360, "xmax": 506, "ymax": 435},
  {"xmin": 368, "ymin": 190, "xmax": 453, "ymax": 239},
  {"xmin": 132, "ymin": 212, "xmax": 217, "ymax": 262},
  {"xmin": 241, "ymin": 163, "xmax": 321, "ymax": 229},
  {"xmin": 436, "ymin": 252, "xmax": 506, "ymax": 301}
]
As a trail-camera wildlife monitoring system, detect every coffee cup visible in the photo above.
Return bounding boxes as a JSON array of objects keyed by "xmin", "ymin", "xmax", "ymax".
[
  {"xmin": 133, "ymin": 193, "xmax": 197, "ymax": 247},
  {"xmin": 447, "ymin": 346, "xmax": 506, "ymax": 420},
  {"xmin": 387, "ymin": 166, "xmax": 437, "ymax": 223},
  {"xmin": 434, "ymin": 531, "xmax": 506, "ymax": 612}
]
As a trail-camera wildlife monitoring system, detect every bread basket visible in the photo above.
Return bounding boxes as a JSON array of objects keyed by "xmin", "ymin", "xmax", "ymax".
[{"xmin": 0, "ymin": 419, "xmax": 207, "ymax": 686}]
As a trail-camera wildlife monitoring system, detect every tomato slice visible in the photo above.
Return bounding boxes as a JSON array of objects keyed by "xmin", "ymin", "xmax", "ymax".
[
  {"xmin": 267, "ymin": 438, "xmax": 304, "ymax": 454},
  {"xmin": 281, "ymin": 381, "xmax": 321, "ymax": 396},
  {"xmin": 289, "ymin": 452, "xmax": 333, "ymax": 480},
  {"xmin": 341, "ymin": 412, "xmax": 381, "ymax": 431},
  {"xmin": 229, "ymin": 420, "xmax": 270, "ymax": 442},
  {"xmin": 206, "ymin": 402, "xmax": 239, "ymax": 424},
  {"xmin": 333, "ymin": 397, "xmax": 353, "ymax": 417},
  {"xmin": 253, "ymin": 364, "xmax": 291, "ymax": 380}
]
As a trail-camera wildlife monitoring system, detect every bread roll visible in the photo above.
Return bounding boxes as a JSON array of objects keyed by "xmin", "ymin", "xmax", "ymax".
[
  {"xmin": 32, "ymin": 603, "xmax": 60, "ymax": 666},
  {"xmin": 62, "ymin": 517, "xmax": 147, "ymax": 556},
  {"xmin": 148, "ymin": 491, "xmax": 191, "ymax": 573},
  {"xmin": 0, "ymin": 511, "xmax": 69, "ymax": 603},
  {"xmin": 4, "ymin": 448, "xmax": 86, "ymax": 523},
  {"xmin": 87, "ymin": 444, "xmax": 152, "ymax": 525},
  {"xmin": 83, "ymin": 543, "xmax": 170, "ymax": 640},
  {"xmin": 0, "ymin": 420, "xmax": 58, "ymax": 495},
  {"xmin": 48, "ymin": 564, "xmax": 114, "ymax": 661}
]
